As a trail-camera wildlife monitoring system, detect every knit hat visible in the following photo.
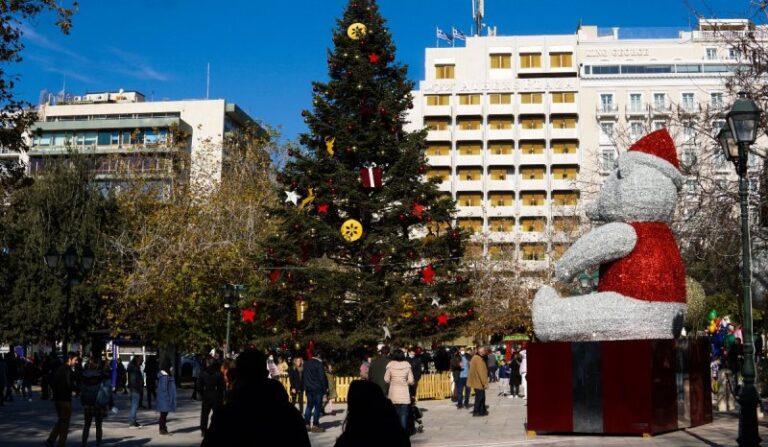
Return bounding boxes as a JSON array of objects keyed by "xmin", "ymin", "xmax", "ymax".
[{"xmin": 624, "ymin": 128, "xmax": 683, "ymax": 189}]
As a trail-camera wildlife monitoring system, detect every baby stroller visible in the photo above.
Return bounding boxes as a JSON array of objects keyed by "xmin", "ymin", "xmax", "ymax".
[{"xmin": 408, "ymin": 396, "xmax": 424, "ymax": 435}]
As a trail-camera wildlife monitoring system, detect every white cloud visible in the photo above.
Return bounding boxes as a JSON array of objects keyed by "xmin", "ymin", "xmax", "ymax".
[
  {"xmin": 20, "ymin": 24, "xmax": 88, "ymax": 64},
  {"xmin": 107, "ymin": 48, "xmax": 170, "ymax": 82}
]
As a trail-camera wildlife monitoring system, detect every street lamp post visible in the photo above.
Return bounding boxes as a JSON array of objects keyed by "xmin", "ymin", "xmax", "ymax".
[
  {"xmin": 44, "ymin": 244, "xmax": 95, "ymax": 355},
  {"xmin": 717, "ymin": 91, "xmax": 762, "ymax": 447},
  {"xmin": 221, "ymin": 284, "xmax": 245, "ymax": 357},
  {"xmin": 223, "ymin": 303, "xmax": 232, "ymax": 357}
]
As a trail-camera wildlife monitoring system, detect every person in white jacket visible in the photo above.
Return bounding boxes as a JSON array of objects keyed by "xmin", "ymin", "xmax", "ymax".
[
  {"xmin": 384, "ymin": 349, "xmax": 414, "ymax": 431},
  {"xmin": 519, "ymin": 348, "xmax": 527, "ymax": 399}
]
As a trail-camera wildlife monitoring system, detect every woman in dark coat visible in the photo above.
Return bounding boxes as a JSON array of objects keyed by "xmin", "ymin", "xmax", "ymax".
[
  {"xmin": 80, "ymin": 359, "xmax": 105, "ymax": 446},
  {"xmin": 509, "ymin": 354, "xmax": 522, "ymax": 398},
  {"xmin": 334, "ymin": 380, "xmax": 410, "ymax": 447},
  {"xmin": 156, "ymin": 360, "xmax": 177, "ymax": 435}
]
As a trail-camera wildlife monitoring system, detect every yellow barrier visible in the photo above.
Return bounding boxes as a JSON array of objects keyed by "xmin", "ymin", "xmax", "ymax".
[{"xmin": 279, "ymin": 373, "xmax": 453, "ymax": 403}]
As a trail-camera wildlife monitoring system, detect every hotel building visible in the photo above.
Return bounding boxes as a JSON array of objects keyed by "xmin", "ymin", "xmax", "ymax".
[{"xmin": 406, "ymin": 18, "xmax": 764, "ymax": 270}]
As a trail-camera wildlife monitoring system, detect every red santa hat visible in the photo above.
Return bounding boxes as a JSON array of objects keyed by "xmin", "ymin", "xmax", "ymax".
[{"xmin": 623, "ymin": 128, "xmax": 683, "ymax": 189}]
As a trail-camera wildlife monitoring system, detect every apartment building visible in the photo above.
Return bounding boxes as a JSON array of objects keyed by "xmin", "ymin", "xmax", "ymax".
[
  {"xmin": 23, "ymin": 90, "xmax": 255, "ymax": 192},
  {"xmin": 406, "ymin": 18, "xmax": 763, "ymax": 270}
]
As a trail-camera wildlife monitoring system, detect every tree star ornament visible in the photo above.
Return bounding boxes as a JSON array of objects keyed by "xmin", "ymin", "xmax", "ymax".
[
  {"xmin": 324, "ymin": 136, "xmax": 335, "ymax": 156},
  {"xmin": 382, "ymin": 324, "xmax": 391, "ymax": 340},
  {"xmin": 431, "ymin": 296, "xmax": 441, "ymax": 307},
  {"xmin": 347, "ymin": 22, "xmax": 367, "ymax": 40},
  {"xmin": 299, "ymin": 187, "xmax": 316, "ymax": 211},
  {"xmin": 421, "ymin": 264, "xmax": 435, "ymax": 285},
  {"xmin": 241, "ymin": 308, "xmax": 256, "ymax": 323},
  {"xmin": 368, "ymin": 53, "xmax": 380, "ymax": 64},
  {"xmin": 317, "ymin": 203, "xmax": 329, "ymax": 215},
  {"xmin": 285, "ymin": 190, "xmax": 301, "ymax": 206},
  {"xmin": 437, "ymin": 314, "xmax": 449, "ymax": 326},
  {"xmin": 341, "ymin": 219, "xmax": 364, "ymax": 242}
]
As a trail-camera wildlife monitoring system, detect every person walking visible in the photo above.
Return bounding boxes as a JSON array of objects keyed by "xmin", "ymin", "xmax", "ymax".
[
  {"xmin": 498, "ymin": 360, "xmax": 510, "ymax": 396},
  {"xmin": 486, "ymin": 351, "xmax": 499, "ymax": 383},
  {"xmin": 324, "ymin": 362, "xmax": 337, "ymax": 416},
  {"xmin": 467, "ymin": 347, "xmax": 489, "ymax": 416},
  {"xmin": 156, "ymin": 360, "xmax": 177, "ymax": 435},
  {"xmin": 288, "ymin": 357, "xmax": 305, "ymax": 413},
  {"xmin": 359, "ymin": 354, "xmax": 370, "ymax": 380},
  {"xmin": 407, "ymin": 349, "xmax": 423, "ymax": 399},
  {"xmin": 456, "ymin": 348, "xmax": 471, "ymax": 409},
  {"xmin": 144, "ymin": 356, "xmax": 158, "ymax": 409},
  {"xmin": 80, "ymin": 358, "xmax": 105, "ymax": 447},
  {"xmin": 508, "ymin": 354, "xmax": 522, "ymax": 398},
  {"xmin": 334, "ymin": 380, "xmax": 410, "ymax": 447},
  {"xmin": 199, "ymin": 356, "xmax": 224, "ymax": 437},
  {"xmin": 115, "ymin": 360, "xmax": 127, "ymax": 395},
  {"xmin": 126, "ymin": 355, "xmax": 144, "ymax": 428},
  {"xmin": 368, "ymin": 345, "xmax": 391, "ymax": 396},
  {"xmin": 384, "ymin": 349, "xmax": 415, "ymax": 431},
  {"xmin": 449, "ymin": 348, "xmax": 462, "ymax": 402},
  {"xmin": 302, "ymin": 349, "xmax": 329, "ymax": 432},
  {"xmin": 45, "ymin": 352, "xmax": 78, "ymax": 447}
]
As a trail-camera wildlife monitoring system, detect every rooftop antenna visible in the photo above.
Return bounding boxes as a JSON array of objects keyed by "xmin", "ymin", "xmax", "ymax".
[
  {"xmin": 473, "ymin": 0, "xmax": 484, "ymax": 36},
  {"xmin": 206, "ymin": 62, "xmax": 211, "ymax": 99}
]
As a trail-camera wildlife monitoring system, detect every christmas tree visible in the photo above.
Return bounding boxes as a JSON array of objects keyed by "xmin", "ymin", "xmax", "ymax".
[{"xmin": 253, "ymin": 0, "xmax": 471, "ymax": 350}]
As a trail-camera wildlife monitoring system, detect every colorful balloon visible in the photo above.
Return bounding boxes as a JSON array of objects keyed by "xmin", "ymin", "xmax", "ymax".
[{"xmin": 707, "ymin": 309, "xmax": 717, "ymax": 321}]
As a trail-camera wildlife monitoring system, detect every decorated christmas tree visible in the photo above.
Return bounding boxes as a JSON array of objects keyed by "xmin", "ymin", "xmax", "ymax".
[{"xmin": 253, "ymin": 0, "xmax": 471, "ymax": 350}]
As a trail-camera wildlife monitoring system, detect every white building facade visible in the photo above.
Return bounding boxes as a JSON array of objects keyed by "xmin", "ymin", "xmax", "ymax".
[{"xmin": 406, "ymin": 19, "xmax": 763, "ymax": 270}]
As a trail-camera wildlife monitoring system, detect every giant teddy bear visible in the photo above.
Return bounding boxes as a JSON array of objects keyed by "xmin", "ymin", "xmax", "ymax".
[{"xmin": 533, "ymin": 129, "xmax": 687, "ymax": 341}]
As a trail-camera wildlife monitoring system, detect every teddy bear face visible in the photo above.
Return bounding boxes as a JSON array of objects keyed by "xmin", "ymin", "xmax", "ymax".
[{"xmin": 586, "ymin": 156, "xmax": 679, "ymax": 224}]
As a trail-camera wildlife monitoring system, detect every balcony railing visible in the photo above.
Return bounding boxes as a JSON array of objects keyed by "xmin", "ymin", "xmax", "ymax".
[{"xmin": 596, "ymin": 104, "xmax": 619, "ymax": 115}]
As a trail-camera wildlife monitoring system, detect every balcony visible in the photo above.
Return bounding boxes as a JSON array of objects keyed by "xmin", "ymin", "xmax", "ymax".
[
  {"xmin": 518, "ymin": 178, "xmax": 548, "ymax": 191},
  {"xmin": 677, "ymin": 103, "xmax": 699, "ymax": 116},
  {"xmin": 486, "ymin": 178, "xmax": 515, "ymax": 191},
  {"xmin": 486, "ymin": 153, "xmax": 516, "ymax": 165},
  {"xmin": 426, "ymin": 130, "xmax": 451, "ymax": 141},
  {"xmin": 455, "ymin": 129, "xmax": 483, "ymax": 141},
  {"xmin": 550, "ymin": 127, "xmax": 578, "ymax": 140},
  {"xmin": 596, "ymin": 104, "xmax": 619, "ymax": 117},
  {"xmin": 651, "ymin": 102, "xmax": 673, "ymax": 116},
  {"xmin": 456, "ymin": 154, "xmax": 483, "ymax": 165},
  {"xmin": 519, "ymin": 103, "xmax": 544, "ymax": 115},
  {"xmin": 518, "ymin": 231, "xmax": 548, "ymax": 243},
  {"xmin": 519, "ymin": 152, "xmax": 547, "ymax": 165},
  {"xmin": 518, "ymin": 128, "xmax": 546, "ymax": 140},
  {"xmin": 456, "ymin": 104, "xmax": 483, "ymax": 116},
  {"xmin": 551, "ymin": 178, "xmax": 578, "ymax": 190},
  {"xmin": 550, "ymin": 152, "xmax": 579, "ymax": 164},
  {"xmin": 519, "ymin": 202, "xmax": 548, "ymax": 216},
  {"xmin": 487, "ymin": 103, "xmax": 514, "ymax": 115},
  {"xmin": 426, "ymin": 155, "xmax": 451, "ymax": 166},
  {"xmin": 423, "ymin": 105, "xmax": 451, "ymax": 116},
  {"xmin": 486, "ymin": 204, "xmax": 516, "ymax": 216},
  {"xmin": 625, "ymin": 104, "xmax": 648, "ymax": 117},
  {"xmin": 456, "ymin": 207, "xmax": 484, "ymax": 218},
  {"xmin": 550, "ymin": 102, "xmax": 578, "ymax": 114},
  {"xmin": 520, "ymin": 259, "xmax": 549, "ymax": 271},
  {"xmin": 455, "ymin": 180, "xmax": 483, "ymax": 191},
  {"xmin": 486, "ymin": 128, "xmax": 516, "ymax": 140},
  {"xmin": 435, "ymin": 181, "xmax": 452, "ymax": 192}
]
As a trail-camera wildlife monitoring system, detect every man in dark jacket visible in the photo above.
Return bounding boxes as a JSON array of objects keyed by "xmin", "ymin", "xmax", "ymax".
[
  {"xmin": 367, "ymin": 345, "xmax": 390, "ymax": 396},
  {"xmin": 302, "ymin": 349, "xmax": 328, "ymax": 432},
  {"xmin": 198, "ymin": 357, "xmax": 224, "ymax": 436},
  {"xmin": 407, "ymin": 348, "xmax": 423, "ymax": 398},
  {"xmin": 288, "ymin": 357, "xmax": 304, "ymax": 412},
  {"xmin": 201, "ymin": 349, "xmax": 310, "ymax": 447},
  {"xmin": 45, "ymin": 352, "xmax": 78, "ymax": 447},
  {"xmin": 144, "ymin": 356, "xmax": 159, "ymax": 408},
  {"xmin": 127, "ymin": 355, "xmax": 144, "ymax": 428}
]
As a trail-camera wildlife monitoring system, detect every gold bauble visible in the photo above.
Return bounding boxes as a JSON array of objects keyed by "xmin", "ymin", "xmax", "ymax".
[
  {"xmin": 347, "ymin": 22, "xmax": 367, "ymax": 40},
  {"xmin": 341, "ymin": 219, "xmax": 364, "ymax": 242}
]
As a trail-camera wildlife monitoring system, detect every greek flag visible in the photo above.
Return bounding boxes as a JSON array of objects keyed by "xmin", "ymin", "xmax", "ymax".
[
  {"xmin": 452, "ymin": 27, "xmax": 467, "ymax": 41},
  {"xmin": 436, "ymin": 27, "xmax": 452, "ymax": 42}
]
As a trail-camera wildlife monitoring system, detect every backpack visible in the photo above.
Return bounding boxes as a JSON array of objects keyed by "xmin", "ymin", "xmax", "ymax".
[{"xmin": 96, "ymin": 380, "xmax": 110, "ymax": 408}]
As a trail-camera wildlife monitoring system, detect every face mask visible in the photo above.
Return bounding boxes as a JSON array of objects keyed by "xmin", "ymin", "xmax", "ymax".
[
  {"xmin": 268, "ymin": 355, "xmax": 273, "ymax": 361},
  {"xmin": 460, "ymin": 350, "xmax": 465, "ymax": 355},
  {"xmin": 408, "ymin": 353, "xmax": 415, "ymax": 358}
]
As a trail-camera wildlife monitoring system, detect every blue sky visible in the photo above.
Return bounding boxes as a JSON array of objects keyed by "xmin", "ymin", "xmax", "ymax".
[{"xmin": 15, "ymin": 0, "xmax": 753, "ymax": 142}]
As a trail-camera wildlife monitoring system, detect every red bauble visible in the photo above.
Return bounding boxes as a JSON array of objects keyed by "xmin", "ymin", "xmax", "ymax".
[
  {"xmin": 421, "ymin": 265, "xmax": 436, "ymax": 285},
  {"xmin": 241, "ymin": 308, "xmax": 256, "ymax": 323},
  {"xmin": 368, "ymin": 53, "xmax": 380, "ymax": 64},
  {"xmin": 437, "ymin": 314, "xmax": 449, "ymax": 326},
  {"xmin": 411, "ymin": 203, "xmax": 426, "ymax": 219},
  {"xmin": 269, "ymin": 270, "xmax": 280, "ymax": 284},
  {"xmin": 317, "ymin": 203, "xmax": 329, "ymax": 215}
]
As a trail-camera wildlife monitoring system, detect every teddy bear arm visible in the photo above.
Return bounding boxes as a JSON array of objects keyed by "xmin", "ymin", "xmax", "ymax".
[{"xmin": 555, "ymin": 222, "xmax": 637, "ymax": 282}]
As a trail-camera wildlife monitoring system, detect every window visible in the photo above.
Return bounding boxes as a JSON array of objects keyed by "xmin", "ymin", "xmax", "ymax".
[
  {"xmin": 520, "ymin": 53, "xmax": 542, "ymax": 69},
  {"xmin": 520, "ymin": 166, "xmax": 545, "ymax": 180},
  {"xmin": 551, "ymin": 92, "xmax": 576, "ymax": 103},
  {"xmin": 520, "ymin": 92, "xmax": 543, "ymax": 104},
  {"xmin": 519, "ymin": 116, "xmax": 544, "ymax": 129},
  {"xmin": 713, "ymin": 148, "xmax": 727, "ymax": 167},
  {"xmin": 457, "ymin": 193, "xmax": 483, "ymax": 207},
  {"xmin": 653, "ymin": 121, "xmax": 667, "ymax": 131},
  {"xmin": 489, "ymin": 218, "xmax": 515, "ymax": 232},
  {"xmin": 488, "ymin": 192, "xmax": 514, "ymax": 207},
  {"xmin": 520, "ymin": 192, "xmax": 545, "ymax": 206},
  {"xmin": 426, "ymin": 143, "xmax": 450, "ymax": 156},
  {"xmin": 489, "ymin": 93, "xmax": 512, "ymax": 104},
  {"xmin": 681, "ymin": 147, "xmax": 697, "ymax": 166},
  {"xmin": 520, "ymin": 141, "xmax": 545, "ymax": 154},
  {"xmin": 710, "ymin": 92, "xmax": 724, "ymax": 108},
  {"xmin": 706, "ymin": 48, "xmax": 717, "ymax": 60},
  {"xmin": 553, "ymin": 217, "xmax": 580, "ymax": 233},
  {"xmin": 551, "ymin": 115, "xmax": 577, "ymax": 129},
  {"xmin": 683, "ymin": 122, "xmax": 695, "ymax": 141},
  {"xmin": 682, "ymin": 93, "xmax": 695, "ymax": 111},
  {"xmin": 488, "ymin": 167, "xmax": 512, "ymax": 180},
  {"xmin": 488, "ymin": 116, "xmax": 513, "ymax": 130},
  {"xmin": 630, "ymin": 122, "xmax": 645, "ymax": 139},
  {"xmin": 653, "ymin": 93, "xmax": 667, "ymax": 110},
  {"xmin": 457, "ymin": 117, "xmax": 482, "ymax": 130},
  {"xmin": 551, "ymin": 141, "xmax": 577, "ymax": 154},
  {"xmin": 458, "ymin": 94, "xmax": 481, "ymax": 105},
  {"xmin": 600, "ymin": 94, "xmax": 615, "ymax": 112},
  {"xmin": 685, "ymin": 178, "xmax": 697, "ymax": 194},
  {"xmin": 490, "ymin": 53, "xmax": 512, "ymax": 69},
  {"xmin": 729, "ymin": 48, "xmax": 741, "ymax": 60},
  {"xmin": 550, "ymin": 52, "xmax": 573, "ymax": 68},
  {"xmin": 457, "ymin": 142, "xmax": 481, "ymax": 155},
  {"xmin": 553, "ymin": 244, "xmax": 570, "ymax": 260},
  {"xmin": 488, "ymin": 244, "xmax": 515, "ymax": 258},
  {"xmin": 458, "ymin": 218, "xmax": 483, "ymax": 232},
  {"xmin": 552, "ymin": 191, "xmax": 579, "ymax": 206},
  {"xmin": 457, "ymin": 167, "xmax": 482, "ymax": 181},
  {"xmin": 520, "ymin": 217, "xmax": 546, "ymax": 232},
  {"xmin": 520, "ymin": 243, "xmax": 546, "ymax": 261},
  {"xmin": 601, "ymin": 148, "xmax": 616, "ymax": 169},
  {"xmin": 600, "ymin": 123, "xmax": 614, "ymax": 143},
  {"xmin": 551, "ymin": 166, "xmax": 578, "ymax": 180},
  {"xmin": 488, "ymin": 142, "xmax": 513, "ymax": 155},
  {"xmin": 426, "ymin": 95, "xmax": 450, "ymax": 106},
  {"xmin": 435, "ymin": 64, "xmax": 455, "ymax": 79},
  {"xmin": 426, "ymin": 168, "xmax": 450, "ymax": 182},
  {"xmin": 425, "ymin": 118, "xmax": 450, "ymax": 131}
]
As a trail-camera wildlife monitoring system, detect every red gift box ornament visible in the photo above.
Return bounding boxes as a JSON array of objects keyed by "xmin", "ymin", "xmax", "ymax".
[{"xmin": 360, "ymin": 165, "xmax": 383, "ymax": 189}]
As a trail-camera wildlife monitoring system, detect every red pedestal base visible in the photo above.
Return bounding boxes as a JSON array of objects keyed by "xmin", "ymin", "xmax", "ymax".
[{"xmin": 527, "ymin": 338, "xmax": 712, "ymax": 435}]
